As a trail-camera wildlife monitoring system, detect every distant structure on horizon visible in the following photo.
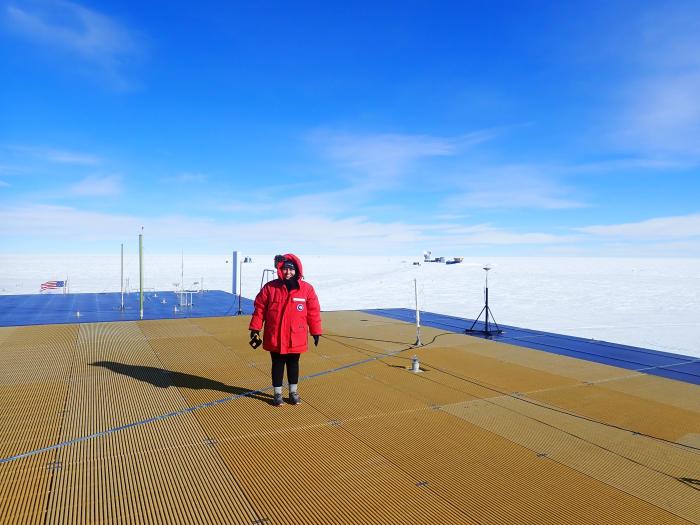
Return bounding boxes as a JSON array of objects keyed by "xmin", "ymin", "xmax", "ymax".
[
  {"xmin": 423, "ymin": 251, "xmax": 462, "ymax": 264},
  {"xmin": 424, "ymin": 251, "xmax": 445, "ymax": 263}
]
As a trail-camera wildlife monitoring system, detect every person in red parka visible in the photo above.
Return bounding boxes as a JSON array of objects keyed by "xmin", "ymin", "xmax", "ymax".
[{"xmin": 249, "ymin": 253, "xmax": 322, "ymax": 406}]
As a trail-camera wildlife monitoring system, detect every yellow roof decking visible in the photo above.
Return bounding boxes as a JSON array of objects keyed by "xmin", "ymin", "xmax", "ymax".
[{"xmin": 1, "ymin": 311, "xmax": 699, "ymax": 524}]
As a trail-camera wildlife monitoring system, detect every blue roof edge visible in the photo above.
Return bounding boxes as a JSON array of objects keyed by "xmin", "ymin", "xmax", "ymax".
[{"xmin": 363, "ymin": 307, "xmax": 700, "ymax": 387}]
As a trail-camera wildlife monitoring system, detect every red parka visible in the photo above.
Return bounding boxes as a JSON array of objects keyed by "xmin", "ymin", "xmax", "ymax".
[{"xmin": 248, "ymin": 254, "xmax": 322, "ymax": 354}]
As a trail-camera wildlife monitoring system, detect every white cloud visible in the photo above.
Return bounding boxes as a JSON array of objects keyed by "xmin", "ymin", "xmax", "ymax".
[
  {"xmin": 0, "ymin": 205, "xmax": 416, "ymax": 251},
  {"xmin": 639, "ymin": 239, "xmax": 700, "ymax": 256},
  {"xmin": 617, "ymin": 74, "xmax": 700, "ymax": 155},
  {"xmin": 442, "ymin": 165, "xmax": 587, "ymax": 210},
  {"xmin": 169, "ymin": 173, "xmax": 208, "ymax": 183},
  {"xmin": 420, "ymin": 222, "xmax": 577, "ymax": 246},
  {"xmin": 635, "ymin": 4, "xmax": 700, "ymax": 70},
  {"xmin": 208, "ymin": 129, "xmax": 493, "ymax": 218},
  {"xmin": 567, "ymin": 158, "xmax": 690, "ymax": 173},
  {"xmin": 444, "ymin": 188, "xmax": 584, "ymax": 210},
  {"xmin": 0, "ymin": 205, "xmax": 576, "ymax": 254},
  {"xmin": 0, "ymin": 205, "xmax": 140, "ymax": 241},
  {"xmin": 211, "ymin": 185, "xmax": 367, "ymax": 217},
  {"xmin": 70, "ymin": 175, "xmax": 121, "ymax": 196},
  {"xmin": 611, "ymin": 4, "xmax": 700, "ymax": 156},
  {"xmin": 4, "ymin": 145, "xmax": 102, "ymax": 165},
  {"xmin": 5, "ymin": 0, "xmax": 142, "ymax": 89},
  {"xmin": 45, "ymin": 148, "xmax": 102, "ymax": 165},
  {"xmin": 578, "ymin": 213, "xmax": 700, "ymax": 239},
  {"xmin": 308, "ymin": 129, "xmax": 495, "ymax": 187}
]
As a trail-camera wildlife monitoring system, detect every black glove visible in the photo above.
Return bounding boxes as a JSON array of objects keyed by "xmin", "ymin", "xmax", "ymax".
[
  {"xmin": 312, "ymin": 334, "xmax": 320, "ymax": 347},
  {"xmin": 249, "ymin": 330, "xmax": 262, "ymax": 349},
  {"xmin": 250, "ymin": 330, "xmax": 260, "ymax": 339}
]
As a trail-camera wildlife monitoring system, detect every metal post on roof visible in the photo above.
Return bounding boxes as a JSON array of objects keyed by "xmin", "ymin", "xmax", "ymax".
[
  {"xmin": 231, "ymin": 251, "xmax": 239, "ymax": 296},
  {"xmin": 414, "ymin": 278, "xmax": 423, "ymax": 347},
  {"xmin": 120, "ymin": 243, "xmax": 124, "ymax": 311},
  {"xmin": 237, "ymin": 258, "xmax": 243, "ymax": 314},
  {"xmin": 180, "ymin": 249, "xmax": 184, "ymax": 307},
  {"xmin": 484, "ymin": 268, "xmax": 489, "ymax": 330},
  {"xmin": 139, "ymin": 231, "xmax": 144, "ymax": 320},
  {"xmin": 237, "ymin": 257, "xmax": 244, "ymax": 315}
]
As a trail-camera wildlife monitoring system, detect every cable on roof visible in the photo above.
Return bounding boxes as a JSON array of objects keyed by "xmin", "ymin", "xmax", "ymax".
[{"xmin": 322, "ymin": 331, "xmax": 700, "ymax": 492}]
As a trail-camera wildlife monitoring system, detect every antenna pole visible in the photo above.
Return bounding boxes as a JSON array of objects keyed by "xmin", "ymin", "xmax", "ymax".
[
  {"xmin": 120, "ymin": 243, "xmax": 124, "ymax": 311},
  {"xmin": 237, "ymin": 258, "xmax": 244, "ymax": 315},
  {"xmin": 484, "ymin": 285, "xmax": 489, "ymax": 333},
  {"xmin": 139, "ymin": 231, "xmax": 144, "ymax": 320},
  {"xmin": 414, "ymin": 278, "xmax": 422, "ymax": 347}
]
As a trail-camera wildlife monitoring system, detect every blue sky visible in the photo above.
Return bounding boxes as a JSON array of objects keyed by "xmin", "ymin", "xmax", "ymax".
[{"xmin": 1, "ymin": 0, "xmax": 699, "ymax": 256}]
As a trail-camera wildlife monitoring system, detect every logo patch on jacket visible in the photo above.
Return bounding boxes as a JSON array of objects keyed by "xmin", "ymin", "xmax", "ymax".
[{"xmin": 297, "ymin": 304, "xmax": 304, "ymax": 311}]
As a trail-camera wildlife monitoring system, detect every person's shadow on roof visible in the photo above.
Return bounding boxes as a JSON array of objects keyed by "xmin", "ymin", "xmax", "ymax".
[{"xmin": 91, "ymin": 360, "xmax": 274, "ymax": 404}]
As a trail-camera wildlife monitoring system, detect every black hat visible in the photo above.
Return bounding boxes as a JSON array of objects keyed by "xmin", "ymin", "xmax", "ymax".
[{"xmin": 282, "ymin": 260, "xmax": 297, "ymax": 271}]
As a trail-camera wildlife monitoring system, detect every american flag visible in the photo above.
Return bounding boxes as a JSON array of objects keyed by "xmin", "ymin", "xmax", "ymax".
[{"xmin": 40, "ymin": 280, "xmax": 65, "ymax": 291}]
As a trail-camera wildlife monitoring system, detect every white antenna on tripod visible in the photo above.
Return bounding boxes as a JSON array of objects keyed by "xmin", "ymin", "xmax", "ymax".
[{"xmin": 465, "ymin": 263, "xmax": 503, "ymax": 337}]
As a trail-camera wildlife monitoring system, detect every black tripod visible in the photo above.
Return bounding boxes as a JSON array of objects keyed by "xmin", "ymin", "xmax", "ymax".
[{"xmin": 465, "ymin": 266, "xmax": 503, "ymax": 337}]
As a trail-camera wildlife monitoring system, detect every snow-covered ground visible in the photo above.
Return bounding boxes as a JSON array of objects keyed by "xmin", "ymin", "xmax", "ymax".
[{"xmin": 1, "ymin": 253, "xmax": 698, "ymax": 358}]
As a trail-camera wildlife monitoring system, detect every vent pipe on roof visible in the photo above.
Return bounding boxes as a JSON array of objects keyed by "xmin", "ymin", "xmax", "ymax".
[{"xmin": 410, "ymin": 355, "xmax": 421, "ymax": 373}]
